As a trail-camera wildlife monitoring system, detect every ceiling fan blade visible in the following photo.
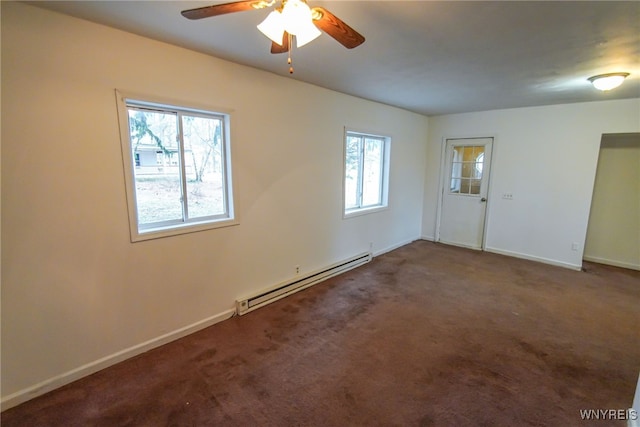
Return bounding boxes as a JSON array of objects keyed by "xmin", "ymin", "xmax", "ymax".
[
  {"xmin": 181, "ymin": 0, "xmax": 267, "ymax": 20},
  {"xmin": 270, "ymin": 32, "xmax": 290, "ymax": 54},
  {"xmin": 311, "ymin": 7, "xmax": 365, "ymax": 49}
]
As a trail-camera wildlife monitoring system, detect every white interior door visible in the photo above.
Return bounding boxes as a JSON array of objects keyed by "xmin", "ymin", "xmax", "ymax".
[{"xmin": 438, "ymin": 138, "xmax": 493, "ymax": 249}]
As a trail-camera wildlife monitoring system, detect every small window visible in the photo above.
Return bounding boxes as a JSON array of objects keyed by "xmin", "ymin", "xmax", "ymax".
[
  {"xmin": 343, "ymin": 130, "xmax": 390, "ymax": 217},
  {"xmin": 116, "ymin": 92, "xmax": 236, "ymax": 241}
]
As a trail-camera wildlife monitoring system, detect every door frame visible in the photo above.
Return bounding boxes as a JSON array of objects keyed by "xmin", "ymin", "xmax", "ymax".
[{"xmin": 435, "ymin": 135, "xmax": 496, "ymax": 250}]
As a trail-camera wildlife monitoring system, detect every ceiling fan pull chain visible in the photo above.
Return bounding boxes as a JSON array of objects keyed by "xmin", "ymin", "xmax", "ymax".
[{"xmin": 288, "ymin": 33, "xmax": 294, "ymax": 74}]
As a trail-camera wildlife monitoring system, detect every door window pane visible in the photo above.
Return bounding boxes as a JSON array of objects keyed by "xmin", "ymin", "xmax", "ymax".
[
  {"xmin": 450, "ymin": 178, "xmax": 461, "ymax": 193},
  {"xmin": 469, "ymin": 179, "xmax": 481, "ymax": 195},
  {"xmin": 462, "ymin": 162, "xmax": 474, "ymax": 179},
  {"xmin": 449, "ymin": 145, "xmax": 485, "ymax": 195}
]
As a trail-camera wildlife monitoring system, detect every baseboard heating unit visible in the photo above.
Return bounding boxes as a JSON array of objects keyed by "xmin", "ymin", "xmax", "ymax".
[{"xmin": 236, "ymin": 252, "xmax": 372, "ymax": 315}]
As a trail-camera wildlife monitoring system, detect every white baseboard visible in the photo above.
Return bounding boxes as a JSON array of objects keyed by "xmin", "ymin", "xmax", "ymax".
[
  {"xmin": 372, "ymin": 237, "xmax": 419, "ymax": 258},
  {"xmin": 1, "ymin": 308, "xmax": 235, "ymax": 411},
  {"xmin": 420, "ymin": 241, "xmax": 583, "ymax": 271},
  {"xmin": 484, "ymin": 246, "xmax": 582, "ymax": 271},
  {"xmin": 420, "ymin": 235, "xmax": 436, "ymax": 242},
  {"xmin": 439, "ymin": 240, "xmax": 483, "ymax": 251},
  {"xmin": 583, "ymin": 255, "xmax": 640, "ymax": 271}
]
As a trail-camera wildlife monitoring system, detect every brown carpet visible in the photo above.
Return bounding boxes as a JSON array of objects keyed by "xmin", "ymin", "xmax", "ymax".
[{"xmin": 2, "ymin": 241, "xmax": 639, "ymax": 426}]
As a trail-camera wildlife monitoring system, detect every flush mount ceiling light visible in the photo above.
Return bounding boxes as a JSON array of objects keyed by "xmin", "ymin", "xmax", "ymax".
[
  {"xmin": 181, "ymin": 0, "xmax": 365, "ymax": 74},
  {"xmin": 588, "ymin": 72, "xmax": 630, "ymax": 91}
]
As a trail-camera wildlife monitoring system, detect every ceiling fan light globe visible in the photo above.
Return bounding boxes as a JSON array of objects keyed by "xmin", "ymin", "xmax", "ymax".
[
  {"xmin": 281, "ymin": 0, "xmax": 312, "ymax": 35},
  {"xmin": 257, "ymin": 10, "xmax": 285, "ymax": 45},
  {"xmin": 295, "ymin": 22, "xmax": 321, "ymax": 47}
]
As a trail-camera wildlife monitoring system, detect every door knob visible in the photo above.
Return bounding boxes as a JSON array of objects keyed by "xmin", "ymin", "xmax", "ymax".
[{"xmin": 480, "ymin": 197, "xmax": 487, "ymax": 202}]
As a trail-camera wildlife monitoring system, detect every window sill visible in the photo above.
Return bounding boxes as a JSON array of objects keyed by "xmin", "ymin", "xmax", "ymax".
[
  {"xmin": 131, "ymin": 218, "xmax": 239, "ymax": 242},
  {"xmin": 343, "ymin": 205, "xmax": 388, "ymax": 219}
]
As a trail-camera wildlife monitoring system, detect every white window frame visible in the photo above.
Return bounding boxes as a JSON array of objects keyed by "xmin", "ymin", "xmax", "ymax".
[
  {"xmin": 116, "ymin": 90, "xmax": 238, "ymax": 242},
  {"xmin": 343, "ymin": 129, "xmax": 391, "ymax": 218}
]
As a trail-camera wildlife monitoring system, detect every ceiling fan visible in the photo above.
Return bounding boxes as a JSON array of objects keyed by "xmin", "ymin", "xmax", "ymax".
[{"xmin": 181, "ymin": 0, "xmax": 365, "ymax": 73}]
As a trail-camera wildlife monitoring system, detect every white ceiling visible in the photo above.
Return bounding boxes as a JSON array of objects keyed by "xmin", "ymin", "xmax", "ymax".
[{"xmin": 28, "ymin": 0, "xmax": 640, "ymax": 116}]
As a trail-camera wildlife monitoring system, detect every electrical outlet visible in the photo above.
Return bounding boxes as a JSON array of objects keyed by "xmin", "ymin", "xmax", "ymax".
[
  {"xmin": 571, "ymin": 242, "xmax": 579, "ymax": 251},
  {"xmin": 295, "ymin": 265, "xmax": 300, "ymax": 275},
  {"xmin": 502, "ymin": 193, "xmax": 513, "ymax": 200}
]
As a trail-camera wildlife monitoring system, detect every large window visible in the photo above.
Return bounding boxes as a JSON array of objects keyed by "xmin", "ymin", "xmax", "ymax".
[
  {"xmin": 117, "ymin": 93, "xmax": 236, "ymax": 241},
  {"xmin": 343, "ymin": 130, "xmax": 390, "ymax": 217}
]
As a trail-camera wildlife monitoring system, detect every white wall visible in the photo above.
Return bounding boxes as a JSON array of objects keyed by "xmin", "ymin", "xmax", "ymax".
[
  {"xmin": 584, "ymin": 133, "xmax": 640, "ymax": 270},
  {"xmin": 422, "ymin": 99, "xmax": 640, "ymax": 269},
  {"xmin": 1, "ymin": 2, "xmax": 427, "ymax": 407}
]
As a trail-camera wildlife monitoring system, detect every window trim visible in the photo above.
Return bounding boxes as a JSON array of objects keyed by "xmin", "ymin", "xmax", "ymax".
[
  {"xmin": 342, "ymin": 128, "xmax": 391, "ymax": 219},
  {"xmin": 115, "ymin": 90, "xmax": 238, "ymax": 242}
]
